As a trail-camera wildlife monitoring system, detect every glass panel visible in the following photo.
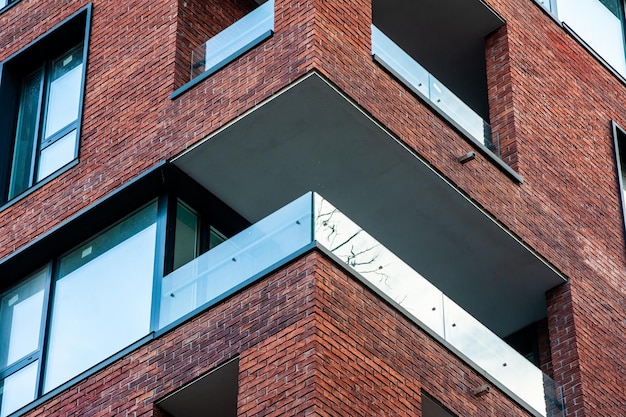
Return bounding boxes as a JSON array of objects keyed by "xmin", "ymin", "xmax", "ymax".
[
  {"xmin": 209, "ymin": 226, "xmax": 227, "ymax": 249},
  {"xmin": 313, "ymin": 195, "xmax": 445, "ymax": 336},
  {"xmin": 0, "ymin": 269, "xmax": 46, "ymax": 369},
  {"xmin": 9, "ymin": 70, "xmax": 43, "ymax": 199},
  {"xmin": 173, "ymin": 202, "xmax": 199, "ymax": 271},
  {"xmin": 159, "ymin": 193, "xmax": 312, "ymax": 329},
  {"xmin": 36, "ymin": 129, "xmax": 77, "ymax": 181},
  {"xmin": 371, "ymin": 26, "xmax": 495, "ymax": 153},
  {"xmin": 0, "ymin": 361, "xmax": 38, "ymax": 417},
  {"xmin": 43, "ymin": 45, "xmax": 83, "ymax": 140},
  {"xmin": 443, "ymin": 297, "xmax": 548, "ymax": 415},
  {"xmin": 190, "ymin": 0, "xmax": 274, "ymax": 79},
  {"xmin": 312, "ymin": 193, "xmax": 563, "ymax": 417},
  {"xmin": 44, "ymin": 203, "xmax": 158, "ymax": 392},
  {"xmin": 555, "ymin": 0, "xmax": 626, "ymax": 75},
  {"xmin": 371, "ymin": 25, "xmax": 429, "ymax": 97},
  {"xmin": 429, "ymin": 77, "xmax": 492, "ymax": 149}
]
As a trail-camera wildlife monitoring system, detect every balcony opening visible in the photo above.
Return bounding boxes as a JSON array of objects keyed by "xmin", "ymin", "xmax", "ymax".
[
  {"xmin": 422, "ymin": 392, "xmax": 457, "ymax": 417},
  {"xmin": 156, "ymin": 358, "xmax": 239, "ymax": 417},
  {"xmin": 169, "ymin": 72, "xmax": 567, "ymax": 415},
  {"xmin": 173, "ymin": 0, "xmax": 273, "ymax": 94},
  {"xmin": 371, "ymin": 0, "xmax": 504, "ymax": 156}
]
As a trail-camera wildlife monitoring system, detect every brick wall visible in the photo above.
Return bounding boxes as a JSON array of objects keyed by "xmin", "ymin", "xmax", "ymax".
[
  {"xmin": 18, "ymin": 252, "xmax": 539, "ymax": 417},
  {"xmin": 2, "ymin": 0, "xmax": 626, "ymax": 415}
]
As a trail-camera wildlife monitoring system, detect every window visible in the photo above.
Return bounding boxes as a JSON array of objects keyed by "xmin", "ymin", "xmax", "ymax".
[
  {"xmin": 0, "ymin": 166, "xmax": 248, "ymax": 416},
  {"xmin": 43, "ymin": 203, "xmax": 158, "ymax": 392},
  {"xmin": 0, "ymin": 0, "xmax": 18, "ymax": 11},
  {"xmin": 0, "ymin": 269, "xmax": 47, "ymax": 417},
  {"xmin": 0, "ymin": 8, "xmax": 89, "ymax": 204},
  {"xmin": 612, "ymin": 122, "xmax": 626, "ymax": 226}
]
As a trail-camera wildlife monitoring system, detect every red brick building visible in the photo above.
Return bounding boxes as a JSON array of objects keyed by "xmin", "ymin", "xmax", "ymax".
[{"xmin": 0, "ymin": 0, "xmax": 625, "ymax": 416}]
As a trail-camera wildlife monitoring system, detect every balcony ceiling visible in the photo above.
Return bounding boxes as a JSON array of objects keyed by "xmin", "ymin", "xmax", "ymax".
[
  {"xmin": 373, "ymin": 0, "xmax": 504, "ymax": 120},
  {"xmin": 173, "ymin": 73, "xmax": 565, "ymax": 337}
]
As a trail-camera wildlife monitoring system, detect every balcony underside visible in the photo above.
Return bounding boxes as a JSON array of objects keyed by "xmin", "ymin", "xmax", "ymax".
[{"xmin": 173, "ymin": 72, "xmax": 565, "ymax": 337}]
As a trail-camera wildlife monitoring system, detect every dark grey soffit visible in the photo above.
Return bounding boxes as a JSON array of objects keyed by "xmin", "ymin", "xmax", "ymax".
[{"xmin": 173, "ymin": 72, "xmax": 565, "ymax": 337}]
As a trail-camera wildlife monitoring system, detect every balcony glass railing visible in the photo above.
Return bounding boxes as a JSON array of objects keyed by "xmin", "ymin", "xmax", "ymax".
[
  {"xmin": 159, "ymin": 192, "xmax": 563, "ymax": 417},
  {"xmin": 538, "ymin": 0, "xmax": 626, "ymax": 76},
  {"xmin": 371, "ymin": 25, "xmax": 499, "ymax": 156},
  {"xmin": 190, "ymin": 0, "xmax": 274, "ymax": 80},
  {"xmin": 159, "ymin": 193, "xmax": 311, "ymax": 328}
]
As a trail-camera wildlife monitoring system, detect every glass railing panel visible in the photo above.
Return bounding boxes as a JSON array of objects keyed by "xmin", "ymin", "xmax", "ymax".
[
  {"xmin": 312, "ymin": 193, "xmax": 562, "ymax": 417},
  {"xmin": 190, "ymin": 0, "xmax": 274, "ymax": 80},
  {"xmin": 555, "ymin": 0, "xmax": 626, "ymax": 75},
  {"xmin": 443, "ymin": 297, "xmax": 562, "ymax": 417},
  {"xmin": 371, "ymin": 26, "xmax": 429, "ymax": 97},
  {"xmin": 371, "ymin": 25, "xmax": 497, "ymax": 154},
  {"xmin": 158, "ymin": 192, "xmax": 312, "ymax": 329},
  {"xmin": 428, "ymin": 77, "xmax": 494, "ymax": 151},
  {"xmin": 535, "ymin": 0, "xmax": 553, "ymax": 13},
  {"xmin": 313, "ymin": 194, "xmax": 445, "ymax": 336}
]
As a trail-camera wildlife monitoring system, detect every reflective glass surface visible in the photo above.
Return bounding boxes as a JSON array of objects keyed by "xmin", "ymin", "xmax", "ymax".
[
  {"xmin": 0, "ymin": 269, "xmax": 46, "ymax": 369},
  {"xmin": 36, "ymin": 130, "xmax": 77, "ymax": 181},
  {"xmin": 0, "ymin": 361, "xmax": 38, "ymax": 417},
  {"xmin": 313, "ymin": 195, "xmax": 446, "ymax": 336},
  {"xmin": 9, "ymin": 70, "xmax": 42, "ymax": 199},
  {"xmin": 312, "ymin": 194, "xmax": 562, "ymax": 417},
  {"xmin": 173, "ymin": 202, "xmax": 199, "ymax": 271},
  {"xmin": 44, "ymin": 203, "xmax": 157, "ymax": 392},
  {"xmin": 159, "ymin": 192, "xmax": 312, "ymax": 328},
  {"xmin": 371, "ymin": 25, "xmax": 496, "ymax": 153},
  {"xmin": 43, "ymin": 45, "xmax": 83, "ymax": 140},
  {"xmin": 190, "ymin": 0, "xmax": 274, "ymax": 79}
]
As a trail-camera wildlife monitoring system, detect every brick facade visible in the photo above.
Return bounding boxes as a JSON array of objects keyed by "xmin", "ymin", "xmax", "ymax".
[
  {"xmin": 15, "ymin": 252, "xmax": 539, "ymax": 417},
  {"xmin": 1, "ymin": 0, "xmax": 626, "ymax": 415}
]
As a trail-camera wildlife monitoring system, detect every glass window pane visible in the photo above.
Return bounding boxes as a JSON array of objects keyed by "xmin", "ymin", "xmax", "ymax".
[
  {"xmin": 0, "ymin": 269, "xmax": 46, "ymax": 369},
  {"xmin": 36, "ymin": 129, "xmax": 77, "ymax": 181},
  {"xmin": 43, "ymin": 203, "xmax": 158, "ymax": 393},
  {"xmin": 43, "ymin": 45, "xmax": 83, "ymax": 140},
  {"xmin": 209, "ymin": 226, "xmax": 227, "ymax": 249},
  {"xmin": 9, "ymin": 70, "xmax": 43, "ymax": 199},
  {"xmin": 173, "ymin": 202, "xmax": 198, "ymax": 270},
  {"xmin": 0, "ymin": 361, "xmax": 38, "ymax": 417}
]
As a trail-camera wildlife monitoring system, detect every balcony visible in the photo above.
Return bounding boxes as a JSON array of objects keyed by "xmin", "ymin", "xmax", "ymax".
[
  {"xmin": 158, "ymin": 191, "xmax": 564, "ymax": 417},
  {"xmin": 371, "ymin": 25, "xmax": 497, "ymax": 156},
  {"xmin": 172, "ymin": 0, "xmax": 274, "ymax": 98}
]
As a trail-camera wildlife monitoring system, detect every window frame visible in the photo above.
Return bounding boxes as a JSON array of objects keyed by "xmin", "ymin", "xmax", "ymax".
[
  {"xmin": 0, "ymin": 0, "xmax": 19, "ymax": 14},
  {"xmin": 0, "ymin": 5, "xmax": 91, "ymax": 208},
  {"xmin": 611, "ymin": 121, "xmax": 626, "ymax": 237},
  {"xmin": 0, "ymin": 164, "xmax": 249, "ymax": 417}
]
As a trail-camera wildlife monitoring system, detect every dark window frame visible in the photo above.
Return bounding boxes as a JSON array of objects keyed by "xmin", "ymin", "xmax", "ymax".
[
  {"xmin": 0, "ymin": 164, "xmax": 248, "ymax": 417},
  {"xmin": 0, "ymin": 5, "xmax": 91, "ymax": 207},
  {"xmin": 611, "ymin": 121, "xmax": 626, "ymax": 239},
  {"xmin": 0, "ymin": 0, "xmax": 19, "ymax": 14}
]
